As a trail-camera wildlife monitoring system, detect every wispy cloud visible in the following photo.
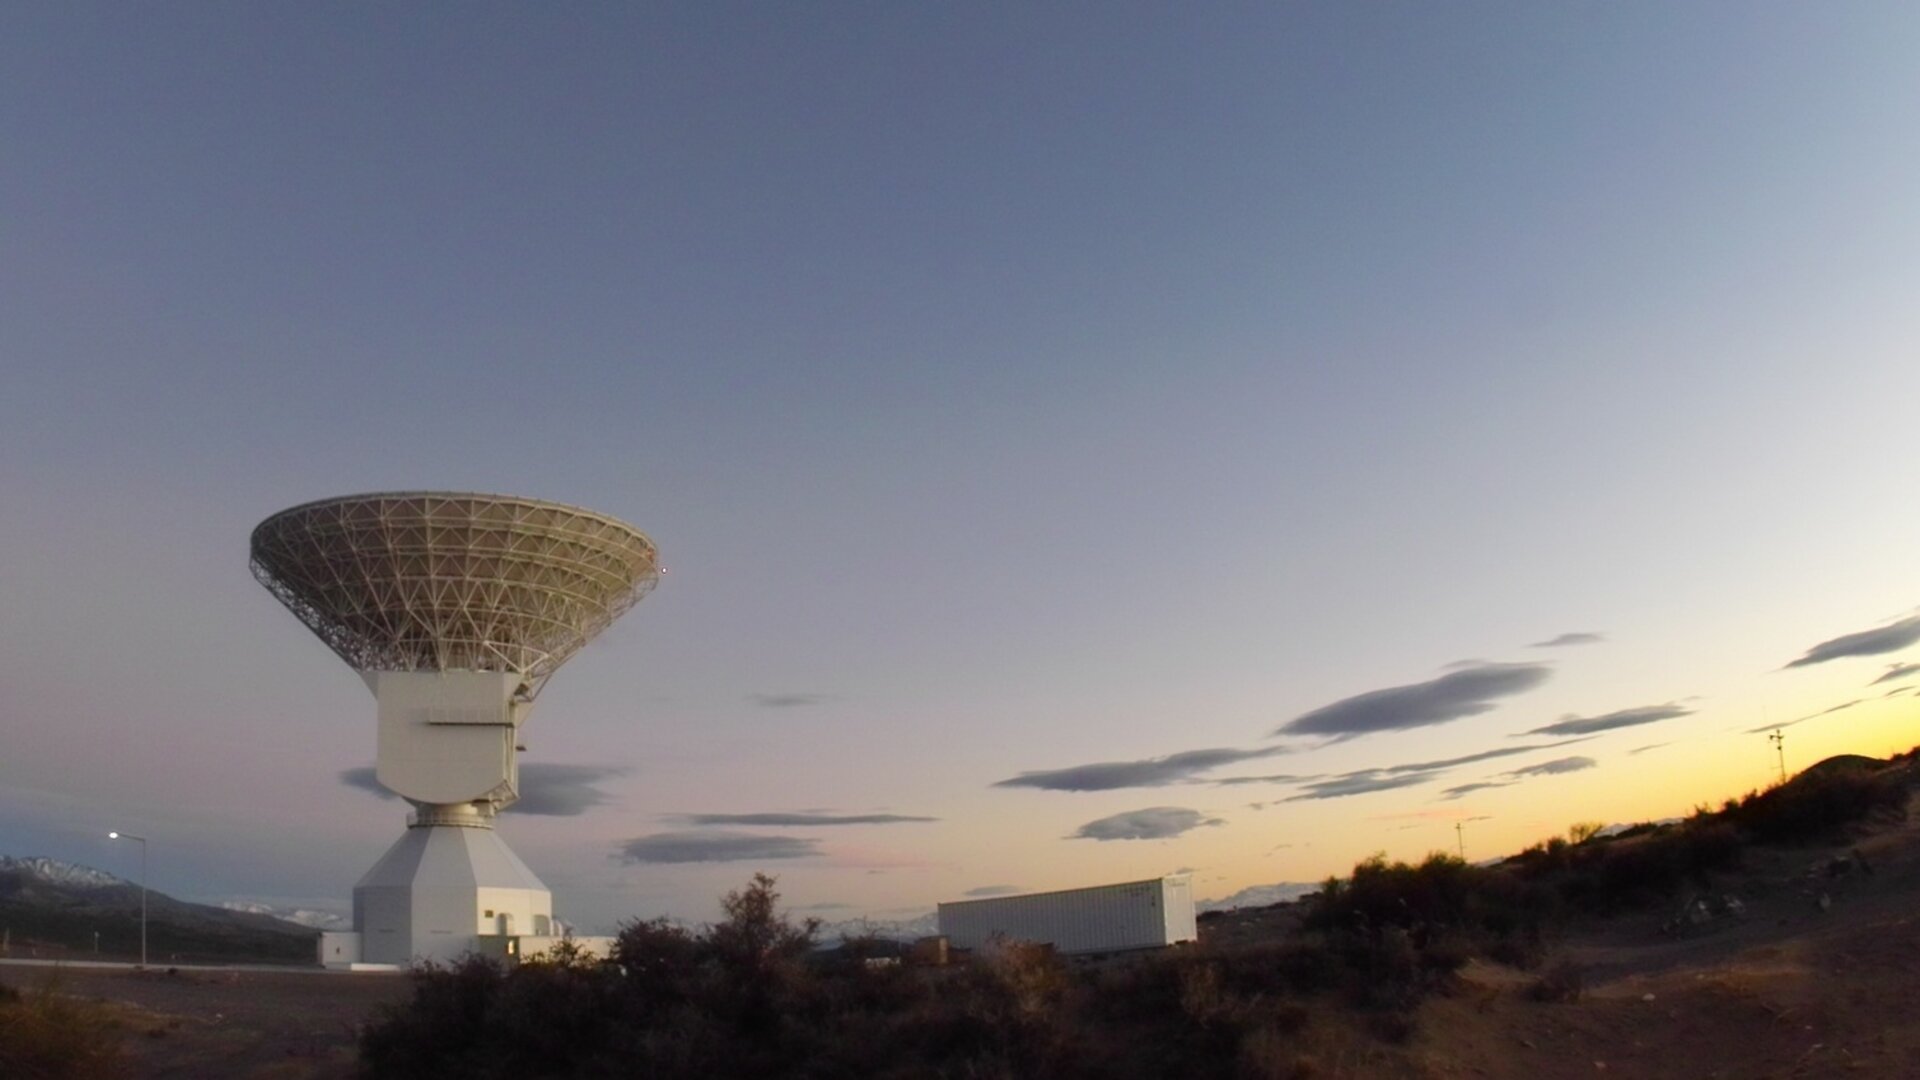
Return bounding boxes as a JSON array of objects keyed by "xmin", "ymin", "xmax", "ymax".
[
  {"xmin": 1439, "ymin": 781, "xmax": 1514, "ymax": 800},
  {"xmin": 1784, "ymin": 614, "xmax": 1920, "ymax": 669},
  {"xmin": 1747, "ymin": 698, "xmax": 1864, "ymax": 734},
  {"xmin": 1376, "ymin": 737, "xmax": 1593, "ymax": 775},
  {"xmin": 341, "ymin": 764, "xmax": 629, "ymax": 816},
  {"xmin": 1440, "ymin": 755, "xmax": 1596, "ymax": 798},
  {"xmin": 666, "ymin": 812, "xmax": 936, "ymax": 826},
  {"xmin": 1284, "ymin": 772, "xmax": 1436, "ymax": 802},
  {"xmin": 1503, "ymin": 756, "xmax": 1596, "ymax": 778},
  {"xmin": 1274, "ymin": 662, "xmax": 1551, "ymax": 740},
  {"xmin": 749, "ymin": 692, "xmax": 834, "ymax": 708},
  {"xmin": 1068, "ymin": 807, "xmax": 1224, "ymax": 841},
  {"xmin": 617, "ymin": 832, "xmax": 822, "ymax": 864},
  {"xmin": 1531, "ymin": 632, "xmax": 1604, "ymax": 648},
  {"xmin": 963, "ymin": 885, "xmax": 1022, "ymax": 898},
  {"xmin": 1870, "ymin": 662, "xmax": 1920, "ymax": 687},
  {"xmin": 994, "ymin": 746, "xmax": 1289, "ymax": 792},
  {"xmin": 1213, "ymin": 738, "xmax": 1591, "ymax": 798},
  {"xmin": 1523, "ymin": 703, "xmax": 1691, "ymax": 738},
  {"xmin": 1209, "ymin": 773, "xmax": 1312, "ymax": 787},
  {"xmin": 1627, "ymin": 742, "xmax": 1671, "ymax": 756},
  {"xmin": 1371, "ymin": 808, "xmax": 1471, "ymax": 822}
]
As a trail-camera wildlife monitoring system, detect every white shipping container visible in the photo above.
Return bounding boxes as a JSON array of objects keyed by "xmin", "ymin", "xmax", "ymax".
[{"xmin": 937, "ymin": 875, "xmax": 1197, "ymax": 955}]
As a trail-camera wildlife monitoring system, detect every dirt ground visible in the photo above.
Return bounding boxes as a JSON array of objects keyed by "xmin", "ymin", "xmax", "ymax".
[
  {"xmin": 0, "ymin": 965, "xmax": 407, "ymax": 1079},
  {"xmin": 1359, "ymin": 797, "xmax": 1920, "ymax": 1079}
]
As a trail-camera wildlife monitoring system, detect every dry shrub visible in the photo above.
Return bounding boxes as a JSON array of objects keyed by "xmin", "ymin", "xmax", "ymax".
[
  {"xmin": 974, "ymin": 939, "xmax": 1066, "ymax": 1021},
  {"xmin": 363, "ymin": 872, "xmax": 1454, "ymax": 1078},
  {"xmin": 0, "ymin": 975, "xmax": 126, "ymax": 1080},
  {"xmin": 1726, "ymin": 766, "xmax": 1907, "ymax": 844},
  {"xmin": 1236, "ymin": 1023, "xmax": 1319, "ymax": 1080}
]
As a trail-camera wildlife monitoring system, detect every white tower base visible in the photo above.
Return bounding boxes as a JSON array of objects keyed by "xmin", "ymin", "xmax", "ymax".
[{"xmin": 352, "ymin": 807, "xmax": 552, "ymax": 966}]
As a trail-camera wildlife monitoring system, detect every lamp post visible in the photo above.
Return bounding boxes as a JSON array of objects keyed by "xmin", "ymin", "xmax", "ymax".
[{"xmin": 108, "ymin": 831, "xmax": 148, "ymax": 969}]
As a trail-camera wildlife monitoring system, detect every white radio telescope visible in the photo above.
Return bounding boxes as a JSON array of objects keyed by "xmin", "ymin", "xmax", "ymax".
[{"xmin": 251, "ymin": 492, "xmax": 658, "ymax": 965}]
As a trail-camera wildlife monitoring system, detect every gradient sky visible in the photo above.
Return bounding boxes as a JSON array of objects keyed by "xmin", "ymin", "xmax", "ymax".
[{"xmin": 4, "ymin": 4, "xmax": 1919, "ymax": 931}]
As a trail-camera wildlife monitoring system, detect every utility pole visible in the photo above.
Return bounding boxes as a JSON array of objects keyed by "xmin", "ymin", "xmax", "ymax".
[
  {"xmin": 1769, "ymin": 731, "xmax": 1786, "ymax": 785},
  {"xmin": 109, "ymin": 831, "xmax": 148, "ymax": 969},
  {"xmin": 1455, "ymin": 821, "xmax": 1466, "ymax": 861}
]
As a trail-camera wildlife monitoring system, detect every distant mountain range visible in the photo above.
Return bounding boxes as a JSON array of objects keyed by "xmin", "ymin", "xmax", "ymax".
[
  {"xmin": 1198, "ymin": 882, "xmax": 1319, "ymax": 911},
  {"xmin": 218, "ymin": 899, "xmax": 348, "ymax": 930},
  {"xmin": 0, "ymin": 855, "xmax": 316, "ymax": 963},
  {"xmin": 815, "ymin": 911, "xmax": 941, "ymax": 944},
  {"xmin": 0, "ymin": 855, "xmax": 127, "ymax": 890}
]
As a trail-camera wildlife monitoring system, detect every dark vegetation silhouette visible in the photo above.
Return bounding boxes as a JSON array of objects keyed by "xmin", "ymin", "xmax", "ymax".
[
  {"xmin": 355, "ymin": 755, "xmax": 1916, "ymax": 1078},
  {"xmin": 0, "ymin": 976, "xmax": 125, "ymax": 1079}
]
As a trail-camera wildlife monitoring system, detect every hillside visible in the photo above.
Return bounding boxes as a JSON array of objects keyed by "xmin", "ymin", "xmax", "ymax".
[{"xmin": 0, "ymin": 856, "xmax": 315, "ymax": 965}]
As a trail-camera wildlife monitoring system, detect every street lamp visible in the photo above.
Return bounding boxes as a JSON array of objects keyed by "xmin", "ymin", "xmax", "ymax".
[{"xmin": 108, "ymin": 831, "xmax": 148, "ymax": 969}]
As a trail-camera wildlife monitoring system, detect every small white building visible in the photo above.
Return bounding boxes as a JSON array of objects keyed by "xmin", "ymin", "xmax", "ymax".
[
  {"xmin": 937, "ymin": 875, "xmax": 1197, "ymax": 955},
  {"xmin": 320, "ymin": 929, "xmax": 617, "ymax": 970}
]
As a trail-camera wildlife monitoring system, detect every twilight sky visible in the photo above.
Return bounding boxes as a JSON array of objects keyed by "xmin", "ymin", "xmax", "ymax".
[{"xmin": 3, "ymin": 4, "xmax": 1919, "ymax": 931}]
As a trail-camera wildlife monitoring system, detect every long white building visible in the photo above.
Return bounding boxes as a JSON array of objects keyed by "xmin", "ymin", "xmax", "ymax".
[{"xmin": 937, "ymin": 875, "xmax": 1198, "ymax": 955}]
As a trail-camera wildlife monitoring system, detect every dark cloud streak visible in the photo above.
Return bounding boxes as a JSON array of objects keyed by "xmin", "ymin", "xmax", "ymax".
[
  {"xmin": 1069, "ymin": 807, "xmax": 1224, "ymax": 841},
  {"xmin": 995, "ymin": 746, "xmax": 1289, "ymax": 792},
  {"xmin": 1274, "ymin": 662, "xmax": 1552, "ymax": 740},
  {"xmin": 617, "ymin": 832, "xmax": 822, "ymax": 864},
  {"xmin": 668, "ymin": 812, "xmax": 936, "ymax": 826},
  {"xmin": 1439, "ymin": 781, "xmax": 1514, "ymax": 800},
  {"xmin": 1531, "ymin": 632, "xmax": 1604, "ymax": 648},
  {"xmin": 1524, "ymin": 703, "xmax": 1691, "ymax": 737},
  {"xmin": 1503, "ymin": 756, "xmax": 1596, "ymax": 778},
  {"xmin": 1784, "ymin": 614, "xmax": 1920, "ymax": 669},
  {"xmin": 1209, "ymin": 773, "xmax": 1312, "ymax": 787},
  {"xmin": 749, "ymin": 693, "xmax": 834, "ymax": 708},
  {"xmin": 1284, "ymin": 772, "xmax": 1436, "ymax": 802},
  {"xmin": 1378, "ymin": 737, "xmax": 1593, "ymax": 775},
  {"xmin": 1747, "ymin": 698, "xmax": 1864, "ymax": 734},
  {"xmin": 1870, "ymin": 662, "xmax": 1920, "ymax": 686}
]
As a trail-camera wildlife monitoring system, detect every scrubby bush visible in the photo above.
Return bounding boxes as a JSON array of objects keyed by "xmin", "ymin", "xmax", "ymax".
[
  {"xmin": 1534, "ymin": 821, "xmax": 1745, "ymax": 914},
  {"xmin": 1304, "ymin": 852, "xmax": 1550, "ymax": 972},
  {"xmin": 0, "ymin": 975, "xmax": 125, "ymax": 1080},
  {"xmin": 361, "ymin": 870, "xmax": 1472, "ymax": 1079},
  {"xmin": 1723, "ymin": 765, "xmax": 1907, "ymax": 844}
]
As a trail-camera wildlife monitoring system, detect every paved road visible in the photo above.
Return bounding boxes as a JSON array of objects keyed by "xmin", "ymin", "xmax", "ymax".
[{"xmin": 0, "ymin": 956, "xmax": 392, "ymax": 975}]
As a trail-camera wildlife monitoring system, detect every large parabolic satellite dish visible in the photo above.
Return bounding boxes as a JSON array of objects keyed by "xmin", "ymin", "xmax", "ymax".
[
  {"xmin": 251, "ymin": 492, "xmax": 659, "ymax": 966},
  {"xmin": 250, "ymin": 491, "xmax": 659, "ymax": 691}
]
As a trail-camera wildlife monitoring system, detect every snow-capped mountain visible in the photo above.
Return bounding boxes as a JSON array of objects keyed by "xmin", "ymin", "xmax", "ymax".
[
  {"xmin": 0, "ymin": 855, "xmax": 126, "ymax": 889},
  {"xmin": 0, "ymin": 853, "xmax": 313, "ymax": 962},
  {"xmin": 1198, "ymin": 882, "xmax": 1317, "ymax": 912},
  {"xmin": 219, "ymin": 900, "xmax": 349, "ymax": 930},
  {"xmin": 815, "ymin": 911, "xmax": 940, "ymax": 943}
]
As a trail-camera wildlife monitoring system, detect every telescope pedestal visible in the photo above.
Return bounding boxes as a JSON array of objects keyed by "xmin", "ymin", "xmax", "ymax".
[{"xmin": 352, "ymin": 805, "xmax": 552, "ymax": 965}]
